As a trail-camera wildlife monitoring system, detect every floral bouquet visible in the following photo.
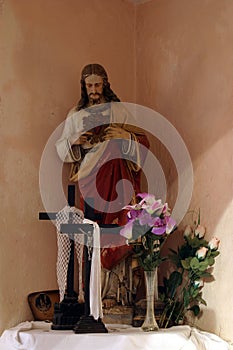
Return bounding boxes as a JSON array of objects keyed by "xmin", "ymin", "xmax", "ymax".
[
  {"xmin": 120, "ymin": 193, "xmax": 176, "ymax": 271},
  {"xmin": 159, "ymin": 215, "xmax": 220, "ymax": 328}
]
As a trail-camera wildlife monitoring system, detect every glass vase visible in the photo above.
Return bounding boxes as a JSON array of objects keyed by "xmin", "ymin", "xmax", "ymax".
[{"xmin": 141, "ymin": 269, "xmax": 159, "ymax": 332}]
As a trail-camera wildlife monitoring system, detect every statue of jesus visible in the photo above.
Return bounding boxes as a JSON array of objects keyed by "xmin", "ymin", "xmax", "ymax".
[{"xmin": 56, "ymin": 63, "xmax": 149, "ymax": 308}]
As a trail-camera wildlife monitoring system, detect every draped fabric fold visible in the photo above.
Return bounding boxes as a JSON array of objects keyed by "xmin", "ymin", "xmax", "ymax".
[
  {"xmin": 55, "ymin": 209, "xmax": 102, "ymax": 319},
  {"xmin": 83, "ymin": 218, "xmax": 103, "ymax": 320}
]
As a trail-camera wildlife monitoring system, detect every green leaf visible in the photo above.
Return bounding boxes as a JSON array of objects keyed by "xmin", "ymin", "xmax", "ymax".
[
  {"xmin": 190, "ymin": 257, "xmax": 200, "ymax": 270},
  {"xmin": 200, "ymin": 298, "xmax": 207, "ymax": 306},
  {"xmin": 166, "ymin": 271, "xmax": 183, "ymax": 298},
  {"xmin": 189, "ymin": 304, "xmax": 200, "ymax": 316},
  {"xmin": 192, "ymin": 289, "xmax": 200, "ymax": 298},
  {"xmin": 208, "ymin": 256, "xmax": 215, "ymax": 266},
  {"xmin": 181, "ymin": 259, "xmax": 189, "ymax": 269},
  {"xmin": 190, "ymin": 237, "xmax": 207, "ymax": 249},
  {"xmin": 198, "ymin": 271, "xmax": 212, "ymax": 278},
  {"xmin": 198, "ymin": 208, "xmax": 200, "ymax": 225},
  {"xmin": 183, "ymin": 289, "xmax": 190, "ymax": 308},
  {"xmin": 168, "ymin": 253, "xmax": 180, "ymax": 267},
  {"xmin": 211, "ymin": 250, "xmax": 220, "ymax": 257},
  {"xmin": 199, "ymin": 260, "xmax": 209, "ymax": 271},
  {"xmin": 179, "ymin": 244, "xmax": 194, "ymax": 260},
  {"xmin": 181, "ymin": 257, "xmax": 193, "ymax": 269}
]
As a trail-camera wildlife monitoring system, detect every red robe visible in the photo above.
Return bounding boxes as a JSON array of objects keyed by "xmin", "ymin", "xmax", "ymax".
[{"xmin": 78, "ymin": 136, "xmax": 149, "ymax": 270}]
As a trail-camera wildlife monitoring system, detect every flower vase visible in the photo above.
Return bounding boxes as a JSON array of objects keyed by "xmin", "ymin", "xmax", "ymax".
[{"xmin": 141, "ymin": 269, "xmax": 159, "ymax": 332}]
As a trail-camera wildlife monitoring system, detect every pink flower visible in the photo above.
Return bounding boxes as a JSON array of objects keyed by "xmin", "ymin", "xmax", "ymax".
[
  {"xmin": 121, "ymin": 193, "xmax": 176, "ymax": 241},
  {"xmin": 208, "ymin": 237, "xmax": 220, "ymax": 250},
  {"xmin": 138, "ymin": 211, "xmax": 157, "ymax": 227},
  {"xmin": 162, "ymin": 203, "xmax": 169, "ymax": 214},
  {"xmin": 149, "ymin": 200, "xmax": 164, "ymax": 215},
  {"xmin": 137, "ymin": 192, "xmax": 156, "ymax": 205},
  {"xmin": 151, "ymin": 217, "xmax": 176, "ymax": 236},
  {"xmin": 165, "ymin": 217, "xmax": 176, "ymax": 234},
  {"xmin": 153, "ymin": 217, "xmax": 164, "ymax": 226},
  {"xmin": 184, "ymin": 225, "xmax": 192, "ymax": 238},
  {"xmin": 151, "ymin": 226, "xmax": 166, "ymax": 235},
  {"xmin": 120, "ymin": 221, "xmax": 134, "ymax": 240},
  {"xmin": 127, "ymin": 209, "xmax": 141, "ymax": 220},
  {"xmin": 123, "ymin": 203, "xmax": 142, "ymax": 212},
  {"xmin": 194, "ymin": 225, "xmax": 205, "ymax": 239},
  {"xmin": 137, "ymin": 193, "xmax": 164, "ymax": 215},
  {"xmin": 196, "ymin": 247, "xmax": 208, "ymax": 260}
]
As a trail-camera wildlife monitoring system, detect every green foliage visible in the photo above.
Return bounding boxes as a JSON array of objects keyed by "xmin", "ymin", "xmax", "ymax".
[
  {"xmin": 159, "ymin": 223, "xmax": 220, "ymax": 328},
  {"xmin": 133, "ymin": 230, "xmax": 165, "ymax": 271},
  {"xmin": 189, "ymin": 305, "xmax": 200, "ymax": 316}
]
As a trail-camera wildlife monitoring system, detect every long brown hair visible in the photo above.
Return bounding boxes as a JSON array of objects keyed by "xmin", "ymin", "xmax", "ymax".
[{"xmin": 76, "ymin": 64, "xmax": 120, "ymax": 111}]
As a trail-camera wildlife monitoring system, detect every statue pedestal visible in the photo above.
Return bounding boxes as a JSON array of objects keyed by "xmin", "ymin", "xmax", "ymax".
[{"xmin": 103, "ymin": 305, "xmax": 133, "ymax": 325}]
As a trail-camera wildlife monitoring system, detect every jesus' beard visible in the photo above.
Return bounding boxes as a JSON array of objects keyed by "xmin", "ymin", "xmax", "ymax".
[{"xmin": 88, "ymin": 93, "xmax": 105, "ymax": 106}]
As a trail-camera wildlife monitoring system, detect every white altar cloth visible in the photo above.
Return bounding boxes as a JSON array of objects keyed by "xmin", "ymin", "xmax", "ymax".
[{"xmin": 0, "ymin": 321, "xmax": 230, "ymax": 350}]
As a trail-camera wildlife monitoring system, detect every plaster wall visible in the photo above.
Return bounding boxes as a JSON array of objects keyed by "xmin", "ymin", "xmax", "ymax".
[
  {"xmin": 136, "ymin": 0, "xmax": 233, "ymax": 341},
  {"xmin": 0, "ymin": 0, "xmax": 135, "ymax": 333},
  {"xmin": 1, "ymin": 0, "xmax": 232, "ymax": 342}
]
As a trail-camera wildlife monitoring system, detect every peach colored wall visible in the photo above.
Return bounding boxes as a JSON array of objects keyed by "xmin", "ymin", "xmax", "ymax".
[
  {"xmin": 0, "ymin": 0, "xmax": 135, "ymax": 333},
  {"xmin": 1, "ymin": 0, "xmax": 232, "ymax": 342},
  {"xmin": 136, "ymin": 0, "xmax": 233, "ymax": 342}
]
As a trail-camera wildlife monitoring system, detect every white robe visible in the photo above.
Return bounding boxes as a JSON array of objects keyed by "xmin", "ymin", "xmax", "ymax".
[{"xmin": 55, "ymin": 102, "xmax": 141, "ymax": 181}]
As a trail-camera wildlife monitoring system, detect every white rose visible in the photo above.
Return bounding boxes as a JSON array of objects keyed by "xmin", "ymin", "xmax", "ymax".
[
  {"xmin": 184, "ymin": 225, "xmax": 192, "ymax": 237},
  {"xmin": 208, "ymin": 237, "xmax": 220, "ymax": 250},
  {"xmin": 196, "ymin": 247, "xmax": 208, "ymax": 260},
  {"xmin": 194, "ymin": 280, "xmax": 204, "ymax": 288},
  {"xmin": 194, "ymin": 225, "xmax": 205, "ymax": 239}
]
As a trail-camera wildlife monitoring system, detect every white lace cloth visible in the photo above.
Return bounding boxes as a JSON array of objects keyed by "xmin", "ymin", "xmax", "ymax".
[
  {"xmin": 55, "ymin": 205, "xmax": 84, "ymax": 302},
  {"xmin": 55, "ymin": 207, "xmax": 102, "ymax": 320},
  {"xmin": 0, "ymin": 322, "xmax": 230, "ymax": 350}
]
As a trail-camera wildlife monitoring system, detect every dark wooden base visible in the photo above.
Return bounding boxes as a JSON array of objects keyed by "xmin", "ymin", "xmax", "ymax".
[
  {"xmin": 74, "ymin": 315, "xmax": 108, "ymax": 333},
  {"xmin": 51, "ymin": 296, "xmax": 85, "ymax": 330}
]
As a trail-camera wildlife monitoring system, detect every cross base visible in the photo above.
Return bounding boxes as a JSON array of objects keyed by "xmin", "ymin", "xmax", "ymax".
[
  {"xmin": 51, "ymin": 296, "xmax": 85, "ymax": 330},
  {"xmin": 74, "ymin": 315, "xmax": 108, "ymax": 333}
]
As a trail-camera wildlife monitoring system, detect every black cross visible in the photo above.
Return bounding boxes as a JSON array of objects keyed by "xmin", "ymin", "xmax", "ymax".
[
  {"xmin": 39, "ymin": 184, "xmax": 120, "ymax": 333},
  {"xmin": 39, "ymin": 185, "xmax": 78, "ymax": 298}
]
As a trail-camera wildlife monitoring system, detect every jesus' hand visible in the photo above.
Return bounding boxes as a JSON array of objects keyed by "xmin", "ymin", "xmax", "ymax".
[
  {"xmin": 73, "ymin": 132, "xmax": 93, "ymax": 145},
  {"xmin": 103, "ymin": 126, "xmax": 130, "ymax": 141}
]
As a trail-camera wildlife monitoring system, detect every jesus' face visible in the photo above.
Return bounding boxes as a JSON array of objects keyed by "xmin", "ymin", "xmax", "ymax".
[{"xmin": 85, "ymin": 74, "xmax": 104, "ymax": 105}]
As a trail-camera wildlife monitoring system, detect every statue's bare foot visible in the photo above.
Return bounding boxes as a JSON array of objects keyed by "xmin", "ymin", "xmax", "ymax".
[{"xmin": 102, "ymin": 298, "xmax": 117, "ymax": 309}]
